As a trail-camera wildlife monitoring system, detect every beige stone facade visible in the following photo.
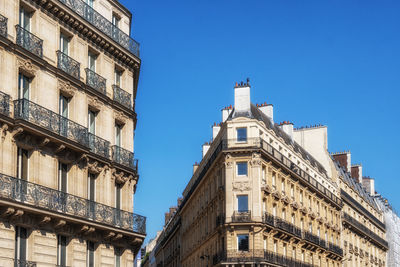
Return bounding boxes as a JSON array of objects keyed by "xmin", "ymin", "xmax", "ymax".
[
  {"xmin": 152, "ymin": 82, "xmax": 388, "ymax": 267},
  {"xmin": 0, "ymin": 0, "xmax": 145, "ymax": 266}
]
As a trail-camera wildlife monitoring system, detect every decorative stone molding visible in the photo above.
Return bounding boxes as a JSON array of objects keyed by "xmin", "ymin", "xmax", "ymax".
[
  {"xmin": 57, "ymin": 79, "xmax": 75, "ymax": 97},
  {"xmin": 290, "ymin": 201, "xmax": 300, "ymax": 210},
  {"xmin": 282, "ymin": 195, "xmax": 291, "ymax": 205},
  {"xmin": 17, "ymin": 57, "xmax": 39, "ymax": 77},
  {"xmin": 250, "ymin": 152, "xmax": 262, "ymax": 166},
  {"xmin": 0, "ymin": 123, "xmax": 9, "ymax": 141},
  {"xmin": 114, "ymin": 110, "xmax": 128, "ymax": 125},
  {"xmin": 272, "ymin": 191, "xmax": 282, "ymax": 200},
  {"xmin": 224, "ymin": 153, "xmax": 233, "ymax": 168},
  {"xmin": 88, "ymin": 95, "xmax": 103, "ymax": 112},
  {"xmin": 262, "ymin": 184, "xmax": 273, "ymax": 194},
  {"xmin": 87, "ymin": 160, "xmax": 102, "ymax": 174},
  {"xmin": 232, "ymin": 181, "xmax": 250, "ymax": 192}
]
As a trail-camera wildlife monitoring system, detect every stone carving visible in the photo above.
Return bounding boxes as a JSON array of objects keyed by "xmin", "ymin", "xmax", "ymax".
[
  {"xmin": 0, "ymin": 123, "xmax": 9, "ymax": 141},
  {"xmin": 250, "ymin": 152, "xmax": 262, "ymax": 166},
  {"xmin": 88, "ymin": 95, "xmax": 103, "ymax": 111},
  {"xmin": 17, "ymin": 57, "xmax": 39, "ymax": 77},
  {"xmin": 57, "ymin": 79, "xmax": 75, "ymax": 97},
  {"xmin": 114, "ymin": 110, "xmax": 128, "ymax": 125},
  {"xmin": 232, "ymin": 181, "xmax": 250, "ymax": 192},
  {"xmin": 224, "ymin": 153, "xmax": 233, "ymax": 168}
]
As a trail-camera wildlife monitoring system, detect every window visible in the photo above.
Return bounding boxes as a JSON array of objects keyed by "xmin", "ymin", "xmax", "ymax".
[
  {"xmin": 272, "ymin": 204, "xmax": 277, "ymax": 216},
  {"xmin": 87, "ymin": 241, "xmax": 95, "ymax": 267},
  {"xmin": 60, "ymin": 33, "xmax": 69, "ymax": 55},
  {"xmin": 283, "ymin": 244, "xmax": 287, "ymax": 256},
  {"xmin": 272, "ymin": 172, "xmax": 276, "ymax": 189},
  {"xmin": 292, "ymin": 246, "xmax": 296, "ymax": 259},
  {"xmin": 15, "ymin": 226, "xmax": 27, "ymax": 263},
  {"xmin": 301, "ymin": 250, "xmax": 305, "ymax": 262},
  {"xmin": 59, "ymin": 95, "xmax": 69, "ymax": 118},
  {"xmin": 290, "ymin": 184, "xmax": 294, "ymax": 198},
  {"xmin": 262, "ymin": 166, "xmax": 266, "ymax": 182},
  {"xmin": 263, "ymin": 237, "xmax": 267, "ymax": 250},
  {"xmin": 237, "ymin": 128, "xmax": 247, "ymax": 142},
  {"xmin": 281, "ymin": 180, "xmax": 285, "ymax": 193},
  {"xmin": 237, "ymin": 235, "xmax": 249, "ymax": 251},
  {"xmin": 88, "ymin": 110, "xmax": 96, "ymax": 134},
  {"xmin": 114, "ymin": 247, "xmax": 121, "ymax": 267},
  {"xmin": 88, "ymin": 173, "xmax": 96, "ymax": 214},
  {"xmin": 115, "ymin": 184, "xmax": 121, "ymax": 210},
  {"xmin": 18, "ymin": 73, "xmax": 30, "ymax": 100},
  {"xmin": 114, "ymin": 69, "xmax": 123, "ymax": 87},
  {"xmin": 300, "ymin": 218, "xmax": 304, "ymax": 230},
  {"xmin": 57, "ymin": 235, "xmax": 67, "ymax": 266},
  {"xmin": 291, "ymin": 214, "xmax": 295, "ymax": 224},
  {"xmin": 237, "ymin": 195, "xmax": 248, "ymax": 212},
  {"xmin": 115, "ymin": 124, "xmax": 122, "ymax": 147},
  {"xmin": 88, "ymin": 51, "xmax": 96, "ymax": 72},
  {"xmin": 273, "ymin": 240, "xmax": 277, "ymax": 253},
  {"xmin": 17, "ymin": 148, "xmax": 29, "ymax": 180},
  {"xmin": 58, "ymin": 162, "xmax": 68, "ymax": 193},
  {"xmin": 299, "ymin": 190, "xmax": 303, "ymax": 204},
  {"xmin": 317, "ymin": 227, "xmax": 320, "ymax": 238},
  {"xmin": 309, "ymin": 223, "xmax": 313, "ymax": 233},
  {"xmin": 236, "ymin": 162, "xmax": 247, "ymax": 176},
  {"xmin": 85, "ymin": 0, "xmax": 94, "ymax": 7},
  {"xmin": 281, "ymin": 209, "xmax": 286, "ymax": 220},
  {"xmin": 19, "ymin": 6, "xmax": 31, "ymax": 30}
]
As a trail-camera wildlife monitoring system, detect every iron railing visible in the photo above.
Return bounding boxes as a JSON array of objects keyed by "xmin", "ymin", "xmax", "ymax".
[
  {"xmin": 15, "ymin": 25, "xmax": 43, "ymax": 58},
  {"xmin": 213, "ymin": 250, "xmax": 315, "ymax": 267},
  {"xmin": 275, "ymin": 217, "xmax": 302, "ymax": 238},
  {"xmin": 0, "ymin": 172, "xmax": 146, "ymax": 234},
  {"xmin": 216, "ymin": 214, "xmax": 225, "ymax": 226},
  {"xmin": 0, "ymin": 91, "xmax": 10, "ymax": 116},
  {"xmin": 88, "ymin": 133, "xmax": 110, "ymax": 159},
  {"xmin": 57, "ymin": 51, "xmax": 80, "ymax": 80},
  {"xmin": 57, "ymin": 0, "xmax": 140, "ymax": 57},
  {"xmin": 343, "ymin": 212, "xmax": 388, "ymax": 249},
  {"xmin": 0, "ymin": 13, "xmax": 7, "ymax": 37},
  {"xmin": 329, "ymin": 242, "xmax": 343, "ymax": 256},
  {"xmin": 85, "ymin": 68, "xmax": 106, "ymax": 95},
  {"xmin": 14, "ymin": 259, "xmax": 37, "ymax": 267},
  {"xmin": 14, "ymin": 99, "xmax": 89, "ymax": 146},
  {"xmin": 232, "ymin": 210, "xmax": 251, "ymax": 222},
  {"xmin": 113, "ymin": 85, "xmax": 132, "ymax": 109},
  {"xmin": 112, "ymin": 145, "xmax": 137, "ymax": 171}
]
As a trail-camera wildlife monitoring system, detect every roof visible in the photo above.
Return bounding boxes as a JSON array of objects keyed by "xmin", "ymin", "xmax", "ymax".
[{"xmin": 228, "ymin": 104, "xmax": 327, "ymax": 175}]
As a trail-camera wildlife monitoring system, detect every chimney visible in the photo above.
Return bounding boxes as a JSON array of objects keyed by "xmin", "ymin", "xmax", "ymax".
[
  {"xmin": 212, "ymin": 123, "xmax": 221, "ymax": 140},
  {"xmin": 193, "ymin": 162, "xmax": 199, "ymax": 174},
  {"xmin": 164, "ymin": 212, "xmax": 171, "ymax": 225},
  {"xmin": 279, "ymin": 121, "xmax": 293, "ymax": 140},
  {"xmin": 177, "ymin": 197, "xmax": 183, "ymax": 207},
  {"xmin": 222, "ymin": 106, "xmax": 233, "ymax": 122},
  {"xmin": 351, "ymin": 164, "xmax": 362, "ymax": 183},
  {"xmin": 202, "ymin": 142, "xmax": 210, "ymax": 158},
  {"xmin": 362, "ymin": 176, "xmax": 375, "ymax": 195},
  {"xmin": 234, "ymin": 79, "xmax": 251, "ymax": 116},
  {"xmin": 332, "ymin": 151, "xmax": 351, "ymax": 173},
  {"xmin": 258, "ymin": 102, "xmax": 274, "ymax": 121}
]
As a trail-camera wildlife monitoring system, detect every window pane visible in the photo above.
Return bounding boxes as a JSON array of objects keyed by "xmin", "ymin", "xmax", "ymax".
[
  {"xmin": 237, "ymin": 195, "xmax": 248, "ymax": 212},
  {"xmin": 237, "ymin": 162, "xmax": 247, "ymax": 176},
  {"xmin": 237, "ymin": 235, "xmax": 249, "ymax": 251},
  {"xmin": 237, "ymin": 128, "xmax": 247, "ymax": 141}
]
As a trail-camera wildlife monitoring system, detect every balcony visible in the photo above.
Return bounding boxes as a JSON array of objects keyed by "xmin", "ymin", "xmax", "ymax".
[
  {"xmin": 275, "ymin": 217, "xmax": 302, "ymax": 238},
  {"xmin": 0, "ymin": 13, "xmax": 7, "ymax": 37},
  {"xmin": 88, "ymin": 133, "xmax": 110, "ymax": 159},
  {"xmin": 329, "ymin": 242, "xmax": 343, "ymax": 256},
  {"xmin": 57, "ymin": 0, "xmax": 140, "ymax": 58},
  {"xmin": 57, "ymin": 51, "xmax": 80, "ymax": 80},
  {"xmin": 85, "ymin": 68, "xmax": 106, "ymax": 95},
  {"xmin": 213, "ymin": 250, "xmax": 314, "ymax": 267},
  {"xmin": 232, "ymin": 210, "xmax": 251, "ymax": 223},
  {"xmin": 14, "ymin": 259, "xmax": 37, "ymax": 267},
  {"xmin": 15, "ymin": 25, "xmax": 43, "ymax": 58},
  {"xmin": 0, "ymin": 91, "xmax": 10, "ymax": 116},
  {"xmin": 113, "ymin": 85, "xmax": 132, "ymax": 110},
  {"xmin": 304, "ymin": 231, "xmax": 320, "ymax": 246},
  {"xmin": 343, "ymin": 212, "xmax": 388, "ymax": 249},
  {"xmin": 14, "ymin": 99, "xmax": 89, "ymax": 147},
  {"xmin": 111, "ymin": 145, "xmax": 137, "ymax": 171},
  {"xmin": 0, "ymin": 172, "xmax": 146, "ymax": 234}
]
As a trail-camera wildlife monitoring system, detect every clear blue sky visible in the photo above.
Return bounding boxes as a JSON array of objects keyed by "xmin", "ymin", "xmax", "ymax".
[{"xmin": 121, "ymin": 0, "xmax": 400, "ymax": 243}]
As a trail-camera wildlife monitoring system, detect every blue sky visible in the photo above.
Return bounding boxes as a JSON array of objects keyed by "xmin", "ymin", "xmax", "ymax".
[{"xmin": 121, "ymin": 0, "xmax": 400, "ymax": 243}]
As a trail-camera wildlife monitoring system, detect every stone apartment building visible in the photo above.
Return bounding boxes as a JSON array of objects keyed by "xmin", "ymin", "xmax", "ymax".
[{"xmin": 0, "ymin": 0, "xmax": 145, "ymax": 266}]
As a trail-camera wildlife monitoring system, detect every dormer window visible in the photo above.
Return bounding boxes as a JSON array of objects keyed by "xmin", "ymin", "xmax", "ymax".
[{"xmin": 237, "ymin": 128, "xmax": 247, "ymax": 142}]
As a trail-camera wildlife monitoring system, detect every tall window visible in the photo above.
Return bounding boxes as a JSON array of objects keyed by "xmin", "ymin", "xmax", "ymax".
[
  {"xmin": 272, "ymin": 204, "xmax": 277, "ymax": 217},
  {"xmin": 60, "ymin": 33, "xmax": 69, "ymax": 55},
  {"xmin": 17, "ymin": 148, "xmax": 29, "ymax": 180},
  {"xmin": 273, "ymin": 240, "xmax": 277, "ymax": 253},
  {"xmin": 87, "ymin": 241, "xmax": 95, "ymax": 267},
  {"xmin": 290, "ymin": 184, "xmax": 294, "ymax": 198},
  {"xmin": 309, "ymin": 222, "xmax": 313, "ymax": 233},
  {"xmin": 236, "ymin": 162, "xmax": 247, "ymax": 176},
  {"xmin": 88, "ymin": 110, "xmax": 96, "ymax": 134},
  {"xmin": 18, "ymin": 74, "xmax": 30, "ymax": 100},
  {"xmin": 88, "ymin": 173, "xmax": 96, "ymax": 214},
  {"xmin": 299, "ymin": 190, "xmax": 303, "ymax": 204},
  {"xmin": 281, "ymin": 209, "xmax": 286, "ymax": 220},
  {"xmin": 291, "ymin": 214, "xmax": 295, "ymax": 224},
  {"xmin": 115, "ymin": 184, "xmax": 121, "ymax": 210},
  {"xmin": 112, "ymin": 14, "xmax": 120, "ymax": 28},
  {"xmin": 59, "ymin": 95, "xmax": 69, "ymax": 118},
  {"xmin": 237, "ymin": 195, "xmax": 248, "ymax": 212},
  {"xmin": 272, "ymin": 172, "xmax": 276, "ymax": 189},
  {"xmin": 57, "ymin": 235, "xmax": 67, "ymax": 266},
  {"xmin": 237, "ymin": 128, "xmax": 247, "ymax": 142},
  {"xmin": 19, "ymin": 6, "xmax": 31, "ymax": 30},
  {"xmin": 300, "ymin": 218, "xmax": 304, "ymax": 230},
  {"xmin": 114, "ymin": 69, "xmax": 122, "ymax": 87},
  {"xmin": 58, "ymin": 162, "xmax": 68, "ymax": 193},
  {"xmin": 88, "ymin": 51, "xmax": 96, "ymax": 72},
  {"xmin": 292, "ymin": 246, "xmax": 296, "ymax": 259},
  {"xmin": 237, "ymin": 235, "xmax": 249, "ymax": 251},
  {"xmin": 114, "ymin": 247, "xmax": 121, "ymax": 267},
  {"xmin": 281, "ymin": 180, "xmax": 285, "ymax": 193},
  {"xmin": 283, "ymin": 244, "xmax": 287, "ymax": 256},
  {"xmin": 115, "ymin": 124, "xmax": 122, "ymax": 147},
  {"xmin": 15, "ymin": 226, "xmax": 27, "ymax": 264},
  {"xmin": 85, "ymin": 0, "xmax": 94, "ymax": 7}
]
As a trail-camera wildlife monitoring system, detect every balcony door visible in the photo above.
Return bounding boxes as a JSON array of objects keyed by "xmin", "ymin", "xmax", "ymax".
[
  {"xmin": 60, "ymin": 33, "xmax": 69, "ymax": 56},
  {"xmin": 112, "ymin": 14, "xmax": 120, "ymax": 40},
  {"xmin": 115, "ymin": 124, "xmax": 122, "ymax": 147},
  {"xmin": 115, "ymin": 184, "xmax": 121, "ymax": 222},
  {"xmin": 114, "ymin": 69, "xmax": 122, "ymax": 87},
  {"xmin": 58, "ymin": 162, "xmax": 68, "ymax": 193},
  {"xmin": 14, "ymin": 226, "xmax": 27, "ymax": 267},
  {"xmin": 18, "ymin": 74, "xmax": 30, "ymax": 100},
  {"xmin": 88, "ymin": 51, "xmax": 96, "ymax": 72},
  {"xmin": 88, "ymin": 110, "xmax": 96, "ymax": 134},
  {"xmin": 59, "ymin": 95, "xmax": 69, "ymax": 137},
  {"xmin": 17, "ymin": 148, "xmax": 29, "ymax": 181},
  {"xmin": 19, "ymin": 7, "xmax": 31, "ymax": 31},
  {"xmin": 57, "ymin": 235, "xmax": 67, "ymax": 266},
  {"xmin": 88, "ymin": 173, "xmax": 96, "ymax": 216}
]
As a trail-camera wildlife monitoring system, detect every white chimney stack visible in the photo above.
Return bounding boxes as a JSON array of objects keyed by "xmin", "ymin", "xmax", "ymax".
[
  {"xmin": 212, "ymin": 123, "xmax": 221, "ymax": 140},
  {"xmin": 222, "ymin": 106, "xmax": 233, "ymax": 122},
  {"xmin": 234, "ymin": 79, "xmax": 251, "ymax": 115},
  {"xmin": 362, "ymin": 177, "xmax": 375, "ymax": 195},
  {"xmin": 258, "ymin": 103, "xmax": 274, "ymax": 121},
  {"xmin": 202, "ymin": 142, "xmax": 210, "ymax": 158},
  {"xmin": 279, "ymin": 121, "xmax": 294, "ymax": 140}
]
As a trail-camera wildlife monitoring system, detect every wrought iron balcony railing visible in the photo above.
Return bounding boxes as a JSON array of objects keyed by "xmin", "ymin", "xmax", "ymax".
[
  {"xmin": 57, "ymin": 50, "xmax": 80, "ymax": 80},
  {"xmin": 232, "ymin": 210, "xmax": 251, "ymax": 222},
  {"xmin": 275, "ymin": 217, "xmax": 302, "ymax": 238},
  {"xmin": 343, "ymin": 212, "xmax": 388, "ymax": 249},
  {"xmin": 304, "ymin": 230, "xmax": 320, "ymax": 246},
  {"xmin": 111, "ymin": 145, "xmax": 137, "ymax": 171},
  {"xmin": 14, "ymin": 259, "xmax": 37, "ymax": 267},
  {"xmin": 85, "ymin": 68, "xmax": 106, "ymax": 95},
  {"xmin": 0, "ymin": 91, "xmax": 10, "ymax": 116},
  {"xmin": 15, "ymin": 25, "xmax": 43, "ymax": 58},
  {"xmin": 14, "ymin": 99, "xmax": 89, "ymax": 146},
  {"xmin": 0, "ymin": 172, "xmax": 146, "ymax": 234},
  {"xmin": 329, "ymin": 242, "xmax": 343, "ymax": 256},
  {"xmin": 213, "ymin": 250, "xmax": 314, "ymax": 267},
  {"xmin": 57, "ymin": 0, "xmax": 140, "ymax": 58},
  {"xmin": 89, "ymin": 132, "xmax": 110, "ymax": 159},
  {"xmin": 112, "ymin": 85, "xmax": 132, "ymax": 110},
  {"xmin": 0, "ymin": 13, "xmax": 7, "ymax": 37}
]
